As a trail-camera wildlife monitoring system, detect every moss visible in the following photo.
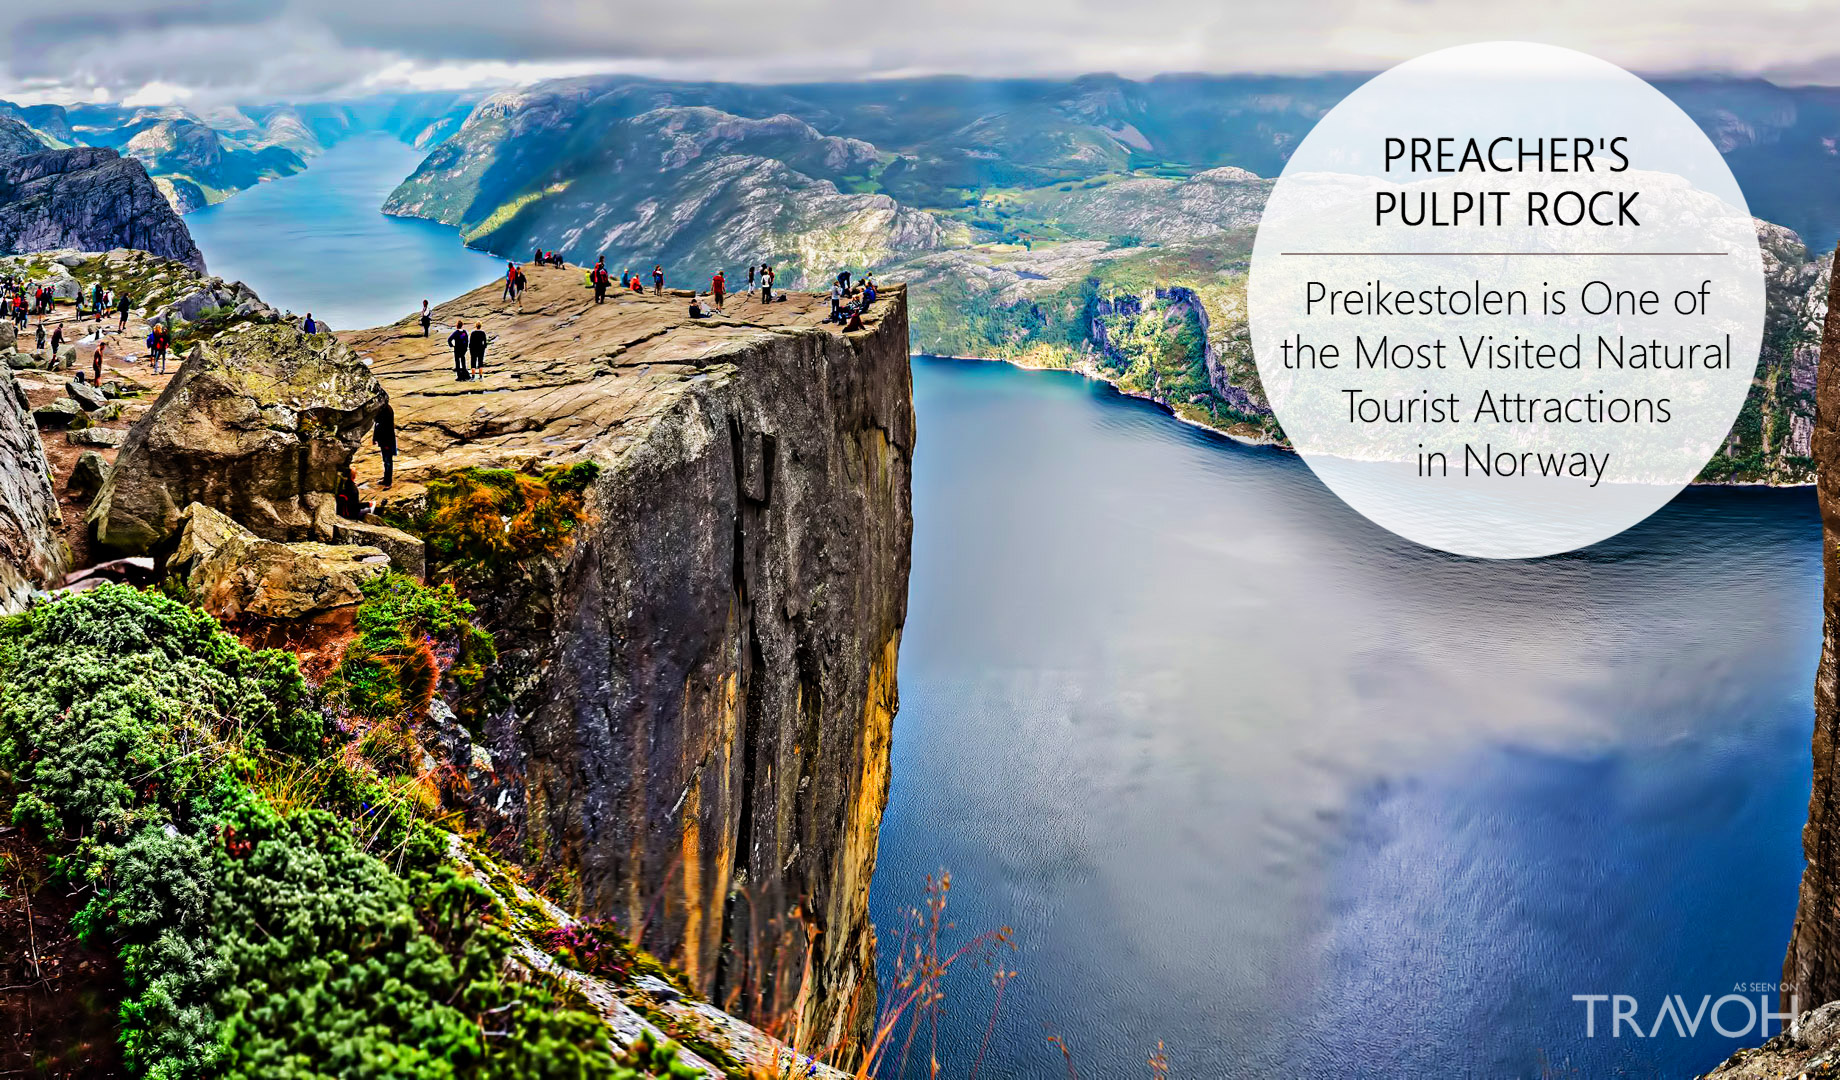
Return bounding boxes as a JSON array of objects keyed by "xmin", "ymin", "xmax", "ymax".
[{"xmin": 406, "ymin": 462, "xmax": 601, "ymax": 578}]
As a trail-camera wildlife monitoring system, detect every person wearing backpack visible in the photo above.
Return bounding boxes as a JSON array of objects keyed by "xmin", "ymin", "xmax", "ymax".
[
  {"xmin": 468, "ymin": 324, "xmax": 488, "ymax": 375},
  {"xmin": 449, "ymin": 325, "xmax": 469, "ymax": 380}
]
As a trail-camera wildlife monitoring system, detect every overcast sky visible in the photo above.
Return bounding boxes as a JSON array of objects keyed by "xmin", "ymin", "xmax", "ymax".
[{"xmin": 4, "ymin": 0, "xmax": 1840, "ymax": 107}]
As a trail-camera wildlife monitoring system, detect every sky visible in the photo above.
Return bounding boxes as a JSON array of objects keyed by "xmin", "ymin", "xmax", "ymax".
[{"xmin": 5, "ymin": 0, "xmax": 1840, "ymax": 106}]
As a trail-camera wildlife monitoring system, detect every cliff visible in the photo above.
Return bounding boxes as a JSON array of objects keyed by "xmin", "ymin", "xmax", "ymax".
[
  {"xmin": 1786, "ymin": 243, "xmax": 1840, "ymax": 1012},
  {"xmin": 0, "ymin": 147, "xmax": 204, "ymax": 271},
  {"xmin": 344, "ymin": 267, "xmax": 914, "ymax": 1055}
]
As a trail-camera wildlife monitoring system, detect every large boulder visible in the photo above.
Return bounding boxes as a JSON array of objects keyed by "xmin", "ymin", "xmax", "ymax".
[
  {"xmin": 66, "ymin": 450, "xmax": 109, "ymax": 499},
  {"xmin": 170, "ymin": 502, "xmax": 390, "ymax": 621},
  {"xmin": 87, "ymin": 324, "xmax": 386, "ymax": 552}
]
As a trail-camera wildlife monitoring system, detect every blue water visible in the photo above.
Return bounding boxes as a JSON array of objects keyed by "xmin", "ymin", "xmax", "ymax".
[
  {"xmin": 873, "ymin": 359, "xmax": 1819, "ymax": 1079},
  {"xmin": 181, "ymin": 142, "xmax": 1824, "ymax": 1080},
  {"xmin": 184, "ymin": 133, "xmax": 503, "ymax": 332}
]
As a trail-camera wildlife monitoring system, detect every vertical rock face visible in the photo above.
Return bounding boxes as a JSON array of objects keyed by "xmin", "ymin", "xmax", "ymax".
[
  {"xmin": 1786, "ymin": 242, "xmax": 1840, "ymax": 1011},
  {"xmin": 347, "ymin": 268, "xmax": 914, "ymax": 1055},
  {"xmin": 0, "ymin": 364, "xmax": 65, "ymax": 612},
  {"xmin": 0, "ymin": 147, "xmax": 205, "ymax": 272}
]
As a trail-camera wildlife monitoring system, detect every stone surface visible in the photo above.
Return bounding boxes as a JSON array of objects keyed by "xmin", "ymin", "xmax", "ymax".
[
  {"xmin": 65, "ymin": 450, "xmax": 108, "ymax": 500},
  {"xmin": 1700, "ymin": 1000, "xmax": 1840, "ymax": 1077},
  {"xmin": 345, "ymin": 264, "xmax": 914, "ymax": 1051},
  {"xmin": 65, "ymin": 379, "xmax": 106, "ymax": 411},
  {"xmin": 325, "ymin": 517, "xmax": 425, "ymax": 581},
  {"xmin": 0, "ymin": 364, "xmax": 65, "ymax": 612},
  {"xmin": 1788, "ymin": 242, "xmax": 1840, "ymax": 1013},
  {"xmin": 0, "ymin": 146, "xmax": 204, "ymax": 271},
  {"xmin": 65, "ymin": 426, "xmax": 124, "ymax": 448},
  {"xmin": 171, "ymin": 502, "xmax": 389, "ymax": 621},
  {"xmin": 87, "ymin": 323, "xmax": 386, "ymax": 552},
  {"xmin": 32, "ymin": 397, "xmax": 82, "ymax": 428}
]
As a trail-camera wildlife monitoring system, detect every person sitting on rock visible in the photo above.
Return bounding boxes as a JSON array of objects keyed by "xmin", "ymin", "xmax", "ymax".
[
  {"xmin": 689, "ymin": 296, "xmax": 708, "ymax": 319},
  {"xmin": 337, "ymin": 466, "xmax": 361, "ymax": 520},
  {"xmin": 448, "ymin": 325, "xmax": 470, "ymax": 380}
]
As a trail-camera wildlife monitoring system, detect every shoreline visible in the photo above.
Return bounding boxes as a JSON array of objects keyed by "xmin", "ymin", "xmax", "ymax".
[{"xmin": 918, "ymin": 351, "xmax": 1814, "ymax": 491}]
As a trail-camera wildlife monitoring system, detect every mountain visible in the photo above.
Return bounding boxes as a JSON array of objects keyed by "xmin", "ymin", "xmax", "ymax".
[
  {"xmin": 0, "ymin": 92, "xmax": 480, "ymax": 216},
  {"xmin": 0, "ymin": 146, "xmax": 205, "ymax": 270},
  {"xmin": 387, "ymin": 71, "xmax": 1839, "ymax": 484}
]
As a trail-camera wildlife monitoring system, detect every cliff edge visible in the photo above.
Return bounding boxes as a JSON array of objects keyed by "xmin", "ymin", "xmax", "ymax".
[
  {"xmin": 1786, "ymin": 243, "xmax": 1840, "ymax": 1012},
  {"xmin": 344, "ymin": 267, "xmax": 914, "ymax": 1055}
]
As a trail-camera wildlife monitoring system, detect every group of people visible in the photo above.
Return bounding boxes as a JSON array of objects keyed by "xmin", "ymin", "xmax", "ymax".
[
  {"xmin": 530, "ymin": 247, "xmax": 567, "ymax": 268},
  {"xmin": 589, "ymin": 259, "xmax": 665, "ymax": 302},
  {"xmin": 448, "ymin": 322, "xmax": 491, "ymax": 380},
  {"xmin": 829, "ymin": 271, "xmax": 878, "ymax": 329}
]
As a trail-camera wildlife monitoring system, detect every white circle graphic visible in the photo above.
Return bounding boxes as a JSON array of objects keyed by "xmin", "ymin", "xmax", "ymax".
[{"xmin": 1247, "ymin": 41, "xmax": 1765, "ymax": 559}]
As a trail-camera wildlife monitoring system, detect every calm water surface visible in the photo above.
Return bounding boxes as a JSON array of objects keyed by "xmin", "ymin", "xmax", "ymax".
[
  {"xmin": 185, "ymin": 133, "xmax": 502, "ymax": 331},
  {"xmin": 185, "ymin": 146, "xmax": 1822, "ymax": 1080}
]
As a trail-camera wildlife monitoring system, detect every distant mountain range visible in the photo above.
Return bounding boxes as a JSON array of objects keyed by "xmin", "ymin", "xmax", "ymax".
[
  {"xmin": 0, "ymin": 93, "xmax": 477, "ymax": 213},
  {"xmin": 380, "ymin": 71, "xmax": 1839, "ymax": 485}
]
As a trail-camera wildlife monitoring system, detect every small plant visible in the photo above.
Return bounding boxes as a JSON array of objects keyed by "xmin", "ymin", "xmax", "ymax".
[
  {"xmin": 416, "ymin": 461, "xmax": 601, "ymax": 575},
  {"xmin": 325, "ymin": 572, "xmax": 496, "ymax": 725}
]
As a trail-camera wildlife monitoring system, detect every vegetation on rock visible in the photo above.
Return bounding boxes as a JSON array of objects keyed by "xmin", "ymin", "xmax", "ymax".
[
  {"xmin": 0, "ymin": 585, "xmax": 686, "ymax": 1079},
  {"xmin": 410, "ymin": 462, "xmax": 601, "ymax": 576}
]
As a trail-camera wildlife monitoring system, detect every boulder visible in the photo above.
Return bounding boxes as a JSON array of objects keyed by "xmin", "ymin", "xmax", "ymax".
[
  {"xmin": 65, "ymin": 379, "xmax": 107, "ymax": 411},
  {"xmin": 171, "ymin": 502, "xmax": 390, "ymax": 621},
  {"xmin": 46, "ymin": 274, "xmax": 79, "ymax": 301},
  {"xmin": 66, "ymin": 450, "xmax": 109, "ymax": 499},
  {"xmin": 66, "ymin": 426, "xmax": 124, "ymax": 448},
  {"xmin": 330, "ymin": 518, "xmax": 425, "ymax": 581},
  {"xmin": 87, "ymin": 324, "xmax": 387, "ymax": 552},
  {"xmin": 5, "ymin": 351, "xmax": 47, "ymax": 371},
  {"xmin": 0, "ymin": 322, "xmax": 14, "ymax": 352},
  {"xmin": 33, "ymin": 397, "xmax": 83, "ymax": 428}
]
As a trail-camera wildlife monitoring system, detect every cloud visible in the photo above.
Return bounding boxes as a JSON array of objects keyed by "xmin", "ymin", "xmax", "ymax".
[{"xmin": 1, "ymin": 0, "xmax": 1839, "ymax": 106}]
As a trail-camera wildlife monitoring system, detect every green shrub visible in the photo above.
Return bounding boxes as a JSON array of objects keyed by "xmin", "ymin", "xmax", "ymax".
[
  {"xmin": 0, "ymin": 586, "xmax": 678, "ymax": 1079},
  {"xmin": 412, "ymin": 463, "xmax": 600, "ymax": 576},
  {"xmin": 325, "ymin": 573, "xmax": 496, "ymax": 725}
]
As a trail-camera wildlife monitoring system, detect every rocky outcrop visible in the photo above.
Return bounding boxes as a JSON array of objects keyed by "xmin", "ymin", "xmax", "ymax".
[
  {"xmin": 0, "ymin": 363, "xmax": 65, "ymax": 612},
  {"xmin": 169, "ymin": 502, "xmax": 390, "ymax": 621},
  {"xmin": 345, "ymin": 265, "xmax": 913, "ymax": 1058},
  {"xmin": 0, "ymin": 146, "xmax": 204, "ymax": 271},
  {"xmin": 1786, "ymin": 242, "xmax": 1840, "ymax": 1012},
  {"xmin": 88, "ymin": 324, "xmax": 385, "ymax": 552},
  {"xmin": 0, "ymin": 117, "xmax": 49, "ymax": 161}
]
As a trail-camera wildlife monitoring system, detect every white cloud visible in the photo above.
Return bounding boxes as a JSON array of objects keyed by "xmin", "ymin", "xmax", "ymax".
[{"xmin": 1, "ymin": 0, "xmax": 1838, "ymax": 104}]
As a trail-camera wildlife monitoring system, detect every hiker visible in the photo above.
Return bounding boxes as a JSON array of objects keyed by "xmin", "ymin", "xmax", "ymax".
[
  {"xmin": 593, "ymin": 259, "xmax": 609, "ymax": 304},
  {"xmin": 747, "ymin": 264, "xmax": 756, "ymax": 296},
  {"xmin": 448, "ymin": 324, "xmax": 469, "ymax": 380},
  {"xmin": 688, "ymin": 296, "xmax": 709, "ymax": 319},
  {"xmin": 712, "ymin": 270, "xmax": 725, "ymax": 310},
  {"xmin": 35, "ymin": 322, "xmax": 45, "ymax": 353},
  {"xmin": 652, "ymin": 265, "xmax": 664, "ymax": 294},
  {"xmin": 503, "ymin": 262, "xmax": 518, "ymax": 301},
  {"xmin": 514, "ymin": 266, "xmax": 527, "ymax": 298},
  {"xmin": 830, "ymin": 279, "xmax": 843, "ymax": 323},
  {"xmin": 419, "ymin": 300, "xmax": 432, "ymax": 336},
  {"xmin": 762, "ymin": 264, "xmax": 775, "ymax": 303},
  {"xmin": 92, "ymin": 339, "xmax": 105, "ymax": 384},
  {"xmin": 374, "ymin": 401, "xmax": 397, "ymax": 488},
  {"xmin": 468, "ymin": 323, "xmax": 488, "ymax": 374},
  {"xmin": 117, "ymin": 291, "xmax": 130, "ymax": 331},
  {"xmin": 629, "ymin": 275, "xmax": 642, "ymax": 293},
  {"xmin": 845, "ymin": 308, "xmax": 865, "ymax": 332},
  {"xmin": 303, "ymin": 313, "xmax": 318, "ymax": 335},
  {"xmin": 50, "ymin": 324, "xmax": 63, "ymax": 367},
  {"xmin": 532, "ymin": 245, "xmax": 543, "ymax": 265}
]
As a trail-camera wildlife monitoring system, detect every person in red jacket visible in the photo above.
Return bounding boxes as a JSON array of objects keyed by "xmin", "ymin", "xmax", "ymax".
[{"xmin": 711, "ymin": 271, "xmax": 725, "ymax": 310}]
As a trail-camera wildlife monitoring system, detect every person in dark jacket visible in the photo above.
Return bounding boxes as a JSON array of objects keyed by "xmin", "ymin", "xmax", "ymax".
[
  {"xmin": 374, "ymin": 402, "xmax": 397, "ymax": 487},
  {"xmin": 117, "ymin": 291, "xmax": 130, "ymax": 331},
  {"xmin": 448, "ymin": 325, "xmax": 469, "ymax": 380},
  {"xmin": 419, "ymin": 300, "xmax": 431, "ymax": 337},
  {"xmin": 652, "ymin": 265, "xmax": 664, "ymax": 294},
  {"xmin": 468, "ymin": 324, "xmax": 488, "ymax": 374},
  {"xmin": 593, "ymin": 259, "xmax": 609, "ymax": 304}
]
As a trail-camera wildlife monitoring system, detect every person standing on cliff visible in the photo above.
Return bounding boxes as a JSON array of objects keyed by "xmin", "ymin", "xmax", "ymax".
[
  {"xmin": 652, "ymin": 265, "xmax": 663, "ymax": 294},
  {"xmin": 116, "ymin": 291, "xmax": 130, "ymax": 331},
  {"xmin": 91, "ymin": 339, "xmax": 105, "ymax": 385},
  {"xmin": 419, "ymin": 300, "xmax": 432, "ymax": 337},
  {"xmin": 711, "ymin": 271, "xmax": 726, "ymax": 310},
  {"xmin": 374, "ymin": 401, "xmax": 397, "ymax": 488},
  {"xmin": 593, "ymin": 259, "xmax": 609, "ymax": 304},
  {"xmin": 503, "ymin": 262, "xmax": 518, "ymax": 302},
  {"xmin": 468, "ymin": 323, "xmax": 488, "ymax": 375},
  {"xmin": 448, "ymin": 325, "xmax": 469, "ymax": 380}
]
